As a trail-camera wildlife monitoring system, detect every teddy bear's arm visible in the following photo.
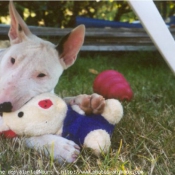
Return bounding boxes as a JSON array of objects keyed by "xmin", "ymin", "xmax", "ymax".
[{"xmin": 101, "ymin": 99, "xmax": 123, "ymax": 125}]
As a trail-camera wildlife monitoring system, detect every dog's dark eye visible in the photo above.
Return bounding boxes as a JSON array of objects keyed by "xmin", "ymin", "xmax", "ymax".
[
  {"xmin": 37, "ymin": 73, "xmax": 46, "ymax": 78},
  {"xmin": 11, "ymin": 57, "xmax": 15, "ymax": 64}
]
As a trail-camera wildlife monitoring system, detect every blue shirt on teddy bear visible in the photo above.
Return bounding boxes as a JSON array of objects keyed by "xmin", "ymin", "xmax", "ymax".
[{"xmin": 62, "ymin": 105, "xmax": 115, "ymax": 146}]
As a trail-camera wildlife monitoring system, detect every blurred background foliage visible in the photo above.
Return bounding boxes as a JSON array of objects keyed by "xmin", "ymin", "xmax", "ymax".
[{"xmin": 0, "ymin": 1, "xmax": 175, "ymax": 28}]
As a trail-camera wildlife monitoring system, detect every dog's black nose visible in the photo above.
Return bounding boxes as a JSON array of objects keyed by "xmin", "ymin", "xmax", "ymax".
[{"xmin": 0, "ymin": 102, "xmax": 13, "ymax": 112}]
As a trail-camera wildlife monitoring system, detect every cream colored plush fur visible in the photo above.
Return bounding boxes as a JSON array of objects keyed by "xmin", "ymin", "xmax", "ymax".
[
  {"xmin": 0, "ymin": 93, "xmax": 123, "ymax": 156},
  {"xmin": 0, "ymin": 93, "xmax": 67, "ymax": 136},
  {"xmin": 84, "ymin": 99, "xmax": 123, "ymax": 155},
  {"xmin": 84, "ymin": 129, "xmax": 111, "ymax": 155}
]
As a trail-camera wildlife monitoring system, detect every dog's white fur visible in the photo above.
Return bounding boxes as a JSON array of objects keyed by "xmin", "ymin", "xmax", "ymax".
[
  {"xmin": 0, "ymin": 2, "xmax": 85, "ymax": 111},
  {"xmin": 0, "ymin": 1, "xmax": 84, "ymax": 163},
  {"xmin": 0, "ymin": 2, "xmax": 106, "ymax": 163}
]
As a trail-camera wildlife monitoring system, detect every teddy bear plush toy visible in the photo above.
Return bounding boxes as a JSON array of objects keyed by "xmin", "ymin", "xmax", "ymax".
[{"xmin": 0, "ymin": 93, "xmax": 123, "ymax": 155}]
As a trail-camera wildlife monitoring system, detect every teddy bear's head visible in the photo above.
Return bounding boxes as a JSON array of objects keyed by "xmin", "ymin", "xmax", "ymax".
[{"xmin": 0, "ymin": 93, "xmax": 67, "ymax": 136}]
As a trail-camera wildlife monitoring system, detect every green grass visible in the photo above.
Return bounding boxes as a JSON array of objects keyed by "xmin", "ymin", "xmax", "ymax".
[{"xmin": 1, "ymin": 52, "xmax": 175, "ymax": 174}]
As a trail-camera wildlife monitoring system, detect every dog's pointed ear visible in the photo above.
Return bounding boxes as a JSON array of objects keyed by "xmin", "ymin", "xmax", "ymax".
[
  {"xmin": 57, "ymin": 25, "xmax": 85, "ymax": 69},
  {"xmin": 8, "ymin": 1, "xmax": 32, "ymax": 45}
]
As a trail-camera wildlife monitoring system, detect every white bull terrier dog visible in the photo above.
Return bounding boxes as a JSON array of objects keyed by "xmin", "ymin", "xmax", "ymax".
[{"xmin": 0, "ymin": 1, "xmax": 105, "ymax": 163}]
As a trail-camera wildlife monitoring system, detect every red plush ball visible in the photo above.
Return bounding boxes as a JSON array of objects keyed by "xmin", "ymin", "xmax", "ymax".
[{"xmin": 93, "ymin": 70, "xmax": 133, "ymax": 101}]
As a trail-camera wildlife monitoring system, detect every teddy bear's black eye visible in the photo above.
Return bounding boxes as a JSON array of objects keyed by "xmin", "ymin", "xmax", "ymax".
[
  {"xmin": 11, "ymin": 57, "xmax": 15, "ymax": 64},
  {"xmin": 18, "ymin": 111, "xmax": 24, "ymax": 118}
]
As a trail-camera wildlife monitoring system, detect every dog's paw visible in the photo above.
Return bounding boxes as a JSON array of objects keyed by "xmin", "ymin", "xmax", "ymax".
[
  {"xmin": 70, "ymin": 93, "xmax": 105, "ymax": 114},
  {"xmin": 53, "ymin": 138, "xmax": 80, "ymax": 163},
  {"xmin": 25, "ymin": 135, "xmax": 80, "ymax": 163}
]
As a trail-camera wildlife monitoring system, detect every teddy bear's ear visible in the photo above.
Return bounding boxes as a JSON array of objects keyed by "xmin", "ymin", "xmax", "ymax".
[{"xmin": 38, "ymin": 99, "xmax": 53, "ymax": 109}]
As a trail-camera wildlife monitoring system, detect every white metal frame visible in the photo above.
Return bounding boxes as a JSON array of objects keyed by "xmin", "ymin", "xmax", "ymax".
[{"xmin": 128, "ymin": 0, "xmax": 175, "ymax": 75}]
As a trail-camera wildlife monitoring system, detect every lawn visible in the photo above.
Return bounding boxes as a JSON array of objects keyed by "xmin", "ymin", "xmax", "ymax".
[{"xmin": 0, "ymin": 51, "xmax": 175, "ymax": 174}]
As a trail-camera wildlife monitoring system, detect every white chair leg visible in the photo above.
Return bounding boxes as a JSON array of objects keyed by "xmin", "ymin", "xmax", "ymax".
[{"xmin": 128, "ymin": 0, "xmax": 175, "ymax": 75}]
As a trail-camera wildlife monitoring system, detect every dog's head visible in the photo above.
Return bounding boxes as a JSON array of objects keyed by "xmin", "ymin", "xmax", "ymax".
[{"xmin": 0, "ymin": 2, "xmax": 85, "ymax": 111}]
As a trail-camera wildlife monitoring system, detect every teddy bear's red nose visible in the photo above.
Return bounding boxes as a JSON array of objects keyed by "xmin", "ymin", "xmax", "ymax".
[{"xmin": 38, "ymin": 99, "xmax": 53, "ymax": 109}]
